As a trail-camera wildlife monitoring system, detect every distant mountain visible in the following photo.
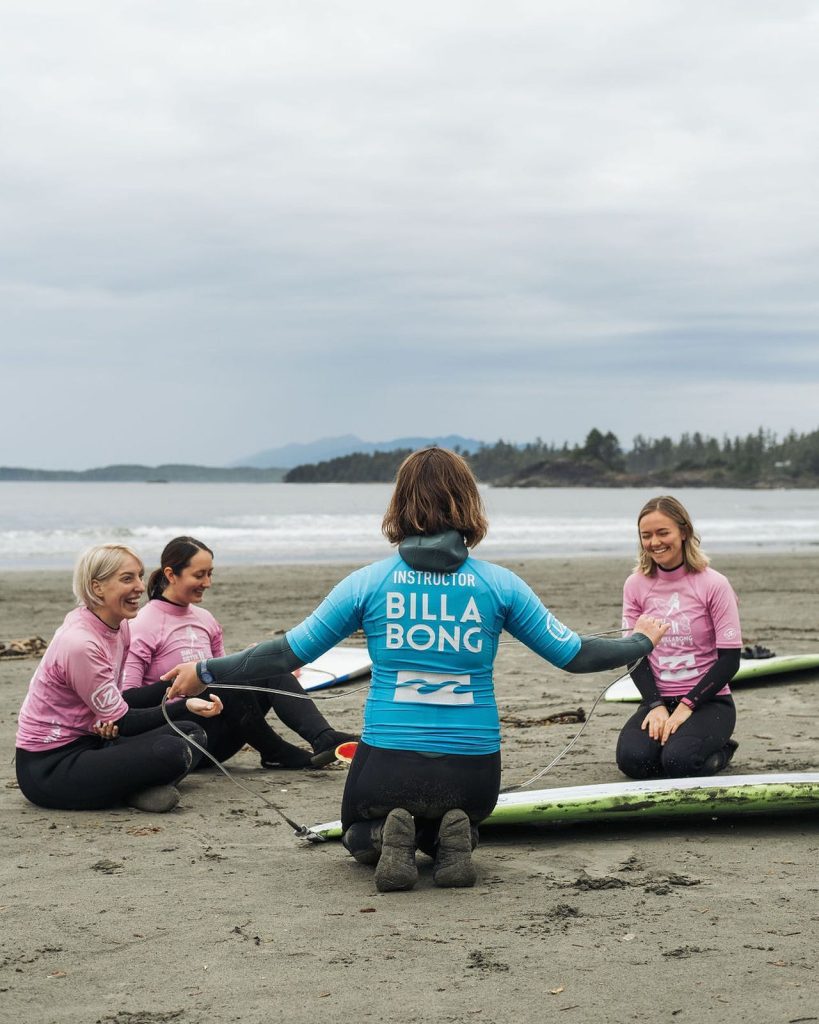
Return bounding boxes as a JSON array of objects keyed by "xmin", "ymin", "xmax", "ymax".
[{"xmin": 234, "ymin": 434, "xmax": 484, "ymax": 469}]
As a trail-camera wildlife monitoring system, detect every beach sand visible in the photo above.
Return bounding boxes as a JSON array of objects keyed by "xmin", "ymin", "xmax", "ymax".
[{"xmin": 1, "ymin": 555, "xmax": 817, "ymax": 1024}]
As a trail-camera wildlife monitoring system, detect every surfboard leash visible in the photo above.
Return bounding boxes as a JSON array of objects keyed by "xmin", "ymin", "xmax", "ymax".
[
  {"xmin": 499, "ymin": 654, "xmax": 646, "ymax": 793},
  {"xmin": 159, "ymin": 666, "xmax": 366, "ymax": 843}
]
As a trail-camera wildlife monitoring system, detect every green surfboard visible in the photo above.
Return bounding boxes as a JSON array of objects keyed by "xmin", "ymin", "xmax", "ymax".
[
  {"xmin": 308, "ymin": 772, "xmax": 819, "ymax": 839},
  {"xmin": 604, "ymin": 653, "xmax": 819, "ymax": 703}
]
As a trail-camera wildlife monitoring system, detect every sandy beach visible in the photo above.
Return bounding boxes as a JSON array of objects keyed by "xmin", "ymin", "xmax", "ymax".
[{"xmin": 1, "ymin": 554, "xmax": 817, "ymax": 1024}]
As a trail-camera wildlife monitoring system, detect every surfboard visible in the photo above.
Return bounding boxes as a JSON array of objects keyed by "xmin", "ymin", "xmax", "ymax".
[
  {"xmin": 307, "ymin": 773, "xmax": 819, "ymax": 839},
  {"xmin": 604, "ymin": 653, "xmax": 819, "ymax": 703},
  {"xmin": 297, "ymin": 646, "xmax": 372, "ymax": 691}
]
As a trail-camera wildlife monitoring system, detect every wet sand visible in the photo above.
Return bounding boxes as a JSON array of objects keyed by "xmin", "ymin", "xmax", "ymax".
[{"xmin": 1, "ymin": 555, "xmax": 817, "ymax": 1024}]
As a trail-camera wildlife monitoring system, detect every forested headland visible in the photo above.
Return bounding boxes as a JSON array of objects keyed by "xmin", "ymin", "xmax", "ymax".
[{"xmin": 284, "ymin": 427, "xmax": 819, "ymax": 487}]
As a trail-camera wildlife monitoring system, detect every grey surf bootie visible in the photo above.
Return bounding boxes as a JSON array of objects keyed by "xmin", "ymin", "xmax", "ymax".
[
  {"xmin": 128, "ymin": 784, "xmax": 180, "ymax": 813},
  {"xmin": 433, "ymin": 809, "xmax": 477, "ymax": 888},
  {"xmin": 374, "ymin": 808, "xmax": 418, "ymax": 892}
]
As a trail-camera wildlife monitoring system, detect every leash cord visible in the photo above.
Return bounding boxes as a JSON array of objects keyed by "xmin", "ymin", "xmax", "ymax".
[
  {"xmin": 160, "ymin": 689, "xmax": 334, "ymax": 842},
  {"xmin": 498, "ymin": 658, "xmax": 643, "ymax": 793}
]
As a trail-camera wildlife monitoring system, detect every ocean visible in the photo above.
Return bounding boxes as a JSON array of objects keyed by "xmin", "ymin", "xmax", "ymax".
[{"xmin": 1, "ymin": 482, "xmax": 818, "ymax": 571}]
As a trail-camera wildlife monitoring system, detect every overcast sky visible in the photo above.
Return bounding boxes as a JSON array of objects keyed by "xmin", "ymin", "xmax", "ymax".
[{"xmin": 2, "ymin": 1, "xmax": 818, "ymax": 468}]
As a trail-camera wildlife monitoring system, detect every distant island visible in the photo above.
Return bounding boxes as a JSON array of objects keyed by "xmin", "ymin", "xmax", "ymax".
[
  {"xmin": 284, "ymin": 427, "xmax": 819, "ymax": 488},
  {"xmin": 0, "ymin": 463, "xmax": 286, "ymax": 483},
  {"xmin": 5, "ymin": 426, "xmax": 819, "ymax": 487}
]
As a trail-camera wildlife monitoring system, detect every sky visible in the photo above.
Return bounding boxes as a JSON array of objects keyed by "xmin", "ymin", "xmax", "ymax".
[{"xmin": 2, "ymin": 1, "xmax": 818, "ymax": 469}]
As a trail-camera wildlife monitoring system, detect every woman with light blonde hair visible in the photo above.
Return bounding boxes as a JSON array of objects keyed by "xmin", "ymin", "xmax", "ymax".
[
  {"xmin": 15, "ymin": 544, "xmax": 222, "ymax": 813},
  {"xmin": 616, "ymin": 495, "xmax": 742, "ymax": 780},
  {"xmin": 163, "ymin": 448, "xmax": 668, "ymax": 891}
]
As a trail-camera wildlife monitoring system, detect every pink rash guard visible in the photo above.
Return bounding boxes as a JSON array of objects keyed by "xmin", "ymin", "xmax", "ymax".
[
  {"xmin": 622, "ymin": 564, "xmax": 742, "ymax": 699},
  {"xmin": 124, "ymin": 599, "xmax": 225, "ymax": 689},
  {"xmin": 16, "ymin": 608, "xmax": 131, "ymax": 752}
]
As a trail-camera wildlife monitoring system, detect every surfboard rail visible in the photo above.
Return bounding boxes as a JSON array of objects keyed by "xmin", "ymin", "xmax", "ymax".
[
  {"xmin": 297, "ymin": 646, "xmax": 372, "ymax": 691},
  {"xmin": 604, "ymin": 653, "xmax": 819, "ymax": 703},
  {"xmin": 308, "ymin": 772, "xmax": 819, "ymax": 839}
]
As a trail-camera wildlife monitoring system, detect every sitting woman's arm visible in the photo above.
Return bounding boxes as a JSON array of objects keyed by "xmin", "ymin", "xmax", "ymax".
[{"xmin": 679, "ymin": 649, "xmax": 741, "ymax": 709}]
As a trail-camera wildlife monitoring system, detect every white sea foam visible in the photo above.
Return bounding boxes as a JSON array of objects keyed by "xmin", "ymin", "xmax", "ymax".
[{"xmin": 0, "ymin": 482, "xmax": 817, "ymax": 569}]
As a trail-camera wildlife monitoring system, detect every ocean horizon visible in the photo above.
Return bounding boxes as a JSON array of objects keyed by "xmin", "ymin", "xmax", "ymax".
[{"xmin": 1, "ymin": 482, "xmax": 818, "ymax": 572}]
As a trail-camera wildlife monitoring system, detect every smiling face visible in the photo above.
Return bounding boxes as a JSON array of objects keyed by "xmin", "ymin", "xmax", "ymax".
[
  {"xmin": 162, "ymin": 548, "xmax": 214, "ymax": 606},
  {"xmin": 639, "ymin": 510, "xmax": 686, "ymax": 571},
  {"xmin": 91, "ymin": 555, "xmax": 145, "ymax": 627}
]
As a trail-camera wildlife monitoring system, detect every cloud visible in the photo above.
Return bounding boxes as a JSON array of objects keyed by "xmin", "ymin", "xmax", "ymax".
[{"xmin": 1, "ymin": 1, "xmax": 817, "ymax": 466}]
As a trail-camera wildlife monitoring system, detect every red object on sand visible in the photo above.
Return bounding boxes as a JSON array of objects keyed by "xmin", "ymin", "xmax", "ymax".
[{"xmin": 334, "ymin": 741, "xmax": 358, "ymax": 764}]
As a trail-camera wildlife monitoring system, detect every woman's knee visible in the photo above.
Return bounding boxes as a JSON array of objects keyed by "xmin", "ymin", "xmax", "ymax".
[
  {"xmin": 616, "ymin": 733, "xmax": 660, "ymax": 780},
  {"xmin": 660, "ymin": 737, "xmax": 705, "ymax": 777},
  {"xmin": 154, "ymin": 727, "xmax": 206, "ymax": 774}
]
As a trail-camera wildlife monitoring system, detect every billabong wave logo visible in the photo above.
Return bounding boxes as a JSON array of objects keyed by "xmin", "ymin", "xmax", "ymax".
[
  {"xmin": 91, "ymin": 681, "xmax": 122, "ymax": 714},
  {"xmin": 394, "ymin": 671, "xmax": 474, "ymax": 706},
  {"xmin": 546, "ymin": 612, "xmax": 573, "ymax": 641}
]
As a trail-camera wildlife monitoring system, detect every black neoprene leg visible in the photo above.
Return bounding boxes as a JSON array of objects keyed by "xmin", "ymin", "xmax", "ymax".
[
  {"xmin": 173, "ymin": 686, "xmax": 313, "ymax": 768},
  {"xmin": 660, "ymin": 697, "xmax": 736, "ymax": 777},
  {"xmin": 262, "ymin": 673, "xmax": 335, "ymax": 745},
  {"xmin": 617, "ymin": 697, "xmax": 737, "ymax": 779},
  {"xmin": 615, "ymin": 705, "xmax": 663, "ymax": 779},
  {"xmin": 15, "ymin": 721, "xmax": 206, "ymax": 811},
  {"xmin": 340, "ymin": 743, "xmax": 501, "ymax": 832}
]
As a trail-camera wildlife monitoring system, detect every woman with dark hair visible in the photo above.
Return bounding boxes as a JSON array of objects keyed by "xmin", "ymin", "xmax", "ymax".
[
  {"xmin": 615, "ymin": 496, "xmax": 741, "ymax": 780},
  {"xmin": 125, "ymin": 536, "xmax": 355, "ymax": 769},
  {"xmin": 15, "ymin": 544, "xmax": 221, "ymax": 813},
  {"xmin": 163, "ymin": 449, "xmax": 667, "ymax": 892}
]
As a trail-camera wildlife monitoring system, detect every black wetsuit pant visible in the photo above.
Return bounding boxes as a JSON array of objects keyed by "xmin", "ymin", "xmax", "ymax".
[
  {"xmin": 130, "ymin": 675, "xmax": 334, "ymax": 766},
  {"xmin": 341, "ymin": 741, "xmax": 501, "ymax": 858},
  {"xmin": 616, "ymin": 695, "xmax": 736, "ymax": 779},
  {"xmin": 15, "ymin": 720, "xmax": 206, "ymax": 811}
]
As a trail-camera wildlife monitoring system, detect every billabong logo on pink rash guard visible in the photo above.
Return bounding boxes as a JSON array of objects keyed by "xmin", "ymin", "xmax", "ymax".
[
  {"xmin": 723, "ymin": 628, "xmax": 738, "ymax": 640},
  {"xmin": 91, "ymin": 681, "xmax": 122, "ymax": 714}
]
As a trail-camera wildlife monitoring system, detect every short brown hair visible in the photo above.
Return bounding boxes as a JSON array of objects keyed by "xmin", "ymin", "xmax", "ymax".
[
  {"xmin": 635, "ymin": 495, "xmax": 710, "ymax": 576},
  {"xmin": 382, "ymin": 447, "xmax": 488, "ymax": 547}
]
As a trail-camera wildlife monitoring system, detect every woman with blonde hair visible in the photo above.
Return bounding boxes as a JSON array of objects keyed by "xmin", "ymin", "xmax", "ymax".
[
  {"xmin": 15, "ymin": 544, "xmax": 222, "ymax": 813},
  {"xmin": 616, "ymin": 495, "xmax": 741, "ymax": 780},
  {"xmin": 163, "ymin": 448, "xmax": 667, "ymax": 891}
]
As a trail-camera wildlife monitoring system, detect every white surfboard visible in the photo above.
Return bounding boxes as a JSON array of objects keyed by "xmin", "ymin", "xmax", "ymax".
[
  {"xmin": 605, "ymin": 653, "xmax": 819, "ymax": 703},
  {"xmin": 297, "ymin": 646, "xmax": 372, "ymax": 691}
]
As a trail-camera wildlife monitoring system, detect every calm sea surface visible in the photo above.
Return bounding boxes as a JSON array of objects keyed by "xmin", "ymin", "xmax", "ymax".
[{"xmin": 1, "ymin": 482, "xmax": 818, "ymax": 570}]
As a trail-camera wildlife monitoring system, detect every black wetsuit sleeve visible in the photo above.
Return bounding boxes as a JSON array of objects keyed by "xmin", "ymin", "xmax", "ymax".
[
  {"xmin": 630, "ymin": 658, "xmax": 664, "ymax": 707},
  {"xmin": 122, "ymin": 680, "xmax": 170, "ymax": 707},
  {"xmin": 563, "ymin": 633, "xmax": 653, "ymax": 674},
  {"xmin": 198, "ymin": 636, "xmax": 304, "ymax": 686},
  {"xmin": 115, "ymin": 700, "xmax": 191, "ymax": 736},
  {"xmin": 682, "ymin": 649, "xmax": 741, "ymax": 708}
]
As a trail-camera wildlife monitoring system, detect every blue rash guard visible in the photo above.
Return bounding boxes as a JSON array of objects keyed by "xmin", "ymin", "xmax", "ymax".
[{"xmin": 287, "ymin": 550, "xmax": 581, "ymax": 756}]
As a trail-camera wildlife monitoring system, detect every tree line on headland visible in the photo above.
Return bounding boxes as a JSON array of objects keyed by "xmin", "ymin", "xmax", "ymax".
[{"xmin": 284, "ymin": 427, "xmax": 819, "ymax": 487}]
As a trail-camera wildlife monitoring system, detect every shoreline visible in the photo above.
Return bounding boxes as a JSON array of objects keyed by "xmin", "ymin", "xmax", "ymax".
[
  {"xmin": 2, "ymin": 543, "xmax": 819, "ymax": 575},
  {"xmin": 1, "ymin": 553, "xmax": 817, "ymax": 1023}
]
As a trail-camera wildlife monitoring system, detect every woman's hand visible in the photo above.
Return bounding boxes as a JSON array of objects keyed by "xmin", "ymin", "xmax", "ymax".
[
  {"xmin": 185, "ymin": 694, "xmax": 223, "ymax": 718},
  {"xmin": 660, "ymin": 702, "xmax": 692, "ymax": 745},
  {"xmin": 633, "ymin": 614, "xmax": 670, "ymax": 648},
  {"xmin": 93, "ymin": 720, "xmax": 119, "ymax": 739},
  {"xmin": 161, "ymin": 662, "xmax": 207, "ymax": 699},
  {"xmin": 641, "ymin": 705, "xmax": 669, "ymax": 742}
]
